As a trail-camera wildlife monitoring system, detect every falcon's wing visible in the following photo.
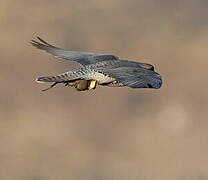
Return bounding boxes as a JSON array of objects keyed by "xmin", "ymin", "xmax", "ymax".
[
  {"xmin": 102, "ymin": 66, "xmax": 162, "ymax": 89},
  {"xmin": 30, "ymin": 37, "xmax": 118, "ymax": 66}
]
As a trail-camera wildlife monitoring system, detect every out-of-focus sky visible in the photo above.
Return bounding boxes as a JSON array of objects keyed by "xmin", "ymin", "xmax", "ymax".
[{"xmin": 1, "ymin": 0, "xmax": 208, "ymax": 179}]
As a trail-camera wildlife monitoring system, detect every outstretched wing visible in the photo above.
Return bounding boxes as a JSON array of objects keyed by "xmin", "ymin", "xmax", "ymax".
[
  {"xmin": 101, "ymin": 66, "xmax": 162, "ymax": 89},
  {"xmin": 30, "ymin": 37, "xmax": 118, "ymax": 66}
]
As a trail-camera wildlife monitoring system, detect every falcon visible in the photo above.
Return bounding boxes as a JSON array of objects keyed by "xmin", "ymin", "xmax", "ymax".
[{"xmin": 31, "ymin": 37, "xmax": 162, "ymax": 91}]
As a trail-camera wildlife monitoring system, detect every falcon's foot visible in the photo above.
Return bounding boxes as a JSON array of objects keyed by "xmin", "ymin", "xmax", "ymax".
[{"xmin": 87, "ymin": 80, "xmax": 97, "ymax": 90}]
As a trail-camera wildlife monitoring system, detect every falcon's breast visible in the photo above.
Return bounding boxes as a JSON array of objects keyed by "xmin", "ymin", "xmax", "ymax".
[{"xmin": 84, "ymin": 71, "xmax": 116, "ymax": 84}]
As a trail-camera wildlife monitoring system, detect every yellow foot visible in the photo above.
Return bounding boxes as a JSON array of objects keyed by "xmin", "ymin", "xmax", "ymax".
[{"xmin": 88, "ymin": 80, "xmax": 97, "ymax": 90}]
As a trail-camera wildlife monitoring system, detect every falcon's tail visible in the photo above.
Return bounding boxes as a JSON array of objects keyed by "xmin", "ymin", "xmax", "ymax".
[
  {"xmin": 35, "ymin": 76, "xmax": 64, "ymax": 91},
  {"xmin": 36, "ymin": 74, "xmax": 75, "ymax": 91},
  {"xmin": 35, "ymin": 72, "xmax": 74, "ymax": 83},
  {"xmin": 36, "ymin": 76, "xmax": 62, "ymax": 83},
  {"xmin": 35, "ymin": 69, "xmax": 84, "ymax": 91},
  {"xmin": 35, "ymin": 67, "xmax": 85, "ymax": 84}
]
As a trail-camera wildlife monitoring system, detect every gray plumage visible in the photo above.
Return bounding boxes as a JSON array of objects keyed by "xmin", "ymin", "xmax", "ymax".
[{"xmin": 31, "ymin": 37, "xmax": 162, "ymax": 91}]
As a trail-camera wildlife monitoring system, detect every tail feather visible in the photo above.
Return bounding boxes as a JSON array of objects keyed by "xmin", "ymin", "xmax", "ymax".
[
  {"xmin": 36, "ymin": 74, "xmax": 70, "ymax": 83},
  {"xmin": 35, "ymin": 70, "xmax": 83, "ymax": 91},
  {"xmin": 35, "ymin": 68, "xmax": 86, "ymax": 84},
  {"xmin": 35, "ymin": 75, "xmax": 70, "ymax": 92}
]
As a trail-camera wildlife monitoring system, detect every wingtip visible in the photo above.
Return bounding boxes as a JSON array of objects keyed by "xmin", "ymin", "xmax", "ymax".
[
  {"xmin": 30, "ymin": 36, "xmax": 40, "ymax": 42},
  {"xmin": 30, "ymin": 36, "xmax": 54, "ymax": 51},
  {"xmin": 30, "ymin": 36, "xmax": 41, "ymax": 46},
  {"xmin": 36, "ymin": 36, "xmax": 53, "ymax": 46},
  {"xmin": 37, "ymin": 36, "xmax": 43, "ymax": 41},
  {"xmin": 30, "ymin": 40, "xmax": 37, "ymax": 46},
  {"xmin": 30, "ymin": 36, "xmax": 46, "ymax": 45}
]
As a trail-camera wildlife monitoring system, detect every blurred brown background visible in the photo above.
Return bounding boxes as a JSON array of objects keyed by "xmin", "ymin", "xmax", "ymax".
[{"xmin": 1, "ymin": 0, "xmax": 208, "ymax": 179}]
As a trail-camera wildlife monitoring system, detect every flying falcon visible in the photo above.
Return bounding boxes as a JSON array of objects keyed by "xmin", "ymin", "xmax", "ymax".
[{"xmin": 31, "ymin": 37, "xmax": 162, "ymax": 91}]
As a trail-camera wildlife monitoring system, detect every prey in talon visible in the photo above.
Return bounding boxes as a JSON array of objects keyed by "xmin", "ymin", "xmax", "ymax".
[{"xmin": 65, "ymin": 79, "xmax": 97, "ymax": 91}]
